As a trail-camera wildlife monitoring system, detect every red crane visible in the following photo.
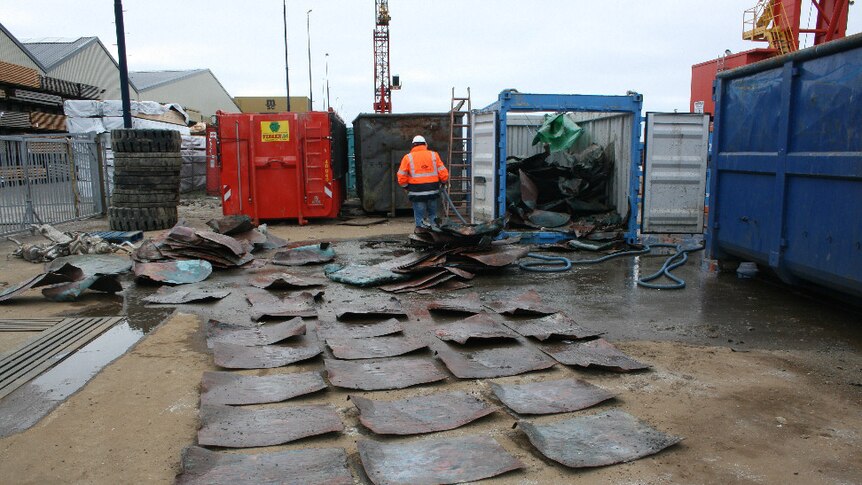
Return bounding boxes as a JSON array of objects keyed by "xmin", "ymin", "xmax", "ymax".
[{"xmin": 373, "ymin": 0, "xmax": 392, "ymax": 113}]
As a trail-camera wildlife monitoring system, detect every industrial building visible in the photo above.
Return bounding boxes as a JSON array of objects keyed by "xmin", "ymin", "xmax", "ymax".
[
  {"xmin": 129, "ymin": 69, "xmax": 240, "ymax": 121},
  {"xmin": 233, "ymin": 96, "xmax": 310, "ymax": 114}
]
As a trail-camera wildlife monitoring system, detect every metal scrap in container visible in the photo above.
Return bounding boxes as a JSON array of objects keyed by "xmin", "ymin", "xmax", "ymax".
[
  {"xmin": 246, "ymin": 290, "xmax": 318, "ymax": 320},
  {"xmin": 434, "ymin": 313, "xmax": 519, "ymax": 344},
  {"xmin": 324, "ymin": 263, "xmax": 407, "ymax": 287},
  {"xmin": 143, "ymin": 286, "xmax": 230, "ymax": 304},
  {"xmin": 427, "ymin": 292, "xmax": 487, "ymax": 314},
  {"xmin": 316, "ymin": 318, "xmax": 403, "ymax": 340},
  {"xmin": 206, "ymin": 317, "xmax": 306, "ymax": 347},
  {"xmin": 197, "ymin": 403, "xmax": 343, "ymax": 448},
  {"xmin": 326, "ymin": 335, "xmax": 427, "ymax": 359},
  {"xmin": 212, "ymin": 340, "xmax": 321, "ymax": 369},
  {"xmin": 272, "ymin": 242, "xmax": 335, "ymax": 266},
  {"xmin": 250, "ymin": 271, "xmax": 327, "ymax": 290},
  {"xmin": 490, "ymin": 377, "xmax": 615, "ymax": 415},
  {"xmin": 538, "ymin": 337, "xmax": 650, "ymax": 372},
  {"xmin": 176, "ymin": 446, "xmax": 352, "ymax": 485},
  {"xmin": 200, "ymin": 370, "xmax": 327, "ymax": 406},
  {"xmin": 519, "ymin": 409, "xmax": 682, "ymax": 468},
  {"xmin": 324, "ymin": 357, "xmax": 447, "ymax": 390},
  {"xmin": 357, "ymin": 435, "xmax": 522, "ymax": 485},
  {"xmin": 486, "ymin": 289, "xmax": 557, "ymax": 316},
  {"xmin": 134, "ymin": 260, "xmax": 212, "ymax": 285},
  {"xmin": 335, "ymin": 297, "xmax": 406, "ymax": 320},
  {"xmin": 350, "ymin": 391, "xmax": 497, "ymax": 435},
  {"xmin": 434, "ymin": 341, "xmax": 556, "ymax": 378},
  {"xmin": 502, "ymin": 312, "xmax": 601, "ymax": 341}
]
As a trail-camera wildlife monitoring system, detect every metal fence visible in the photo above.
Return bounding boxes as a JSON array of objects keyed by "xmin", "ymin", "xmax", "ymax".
[{"xmin": 0, "ymin": 134, "xmax": 105, "ymax": 236}]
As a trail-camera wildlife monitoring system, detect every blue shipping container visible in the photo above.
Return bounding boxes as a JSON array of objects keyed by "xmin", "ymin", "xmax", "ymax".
[{"xmin": 707, "ymin": 33, "xmax": 862, "ymax": 298}]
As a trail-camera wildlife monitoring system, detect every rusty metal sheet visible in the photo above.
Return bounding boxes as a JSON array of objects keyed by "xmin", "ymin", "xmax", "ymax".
[
  {"xmin": 246, "ymin": 290, "xmax": 318, "ymax": 320},
  {"xmin": 250, "ymin": 272, "xmax": 327, "ymax": 290},
  {"xmin": 416, "ymin": 279, "xmax": 472, "ymax": 294},
  {"xmin": 230, "ymin": 228, "xmax": 267, "ymax": 246},
  {"xmin": 317, "ymin": 318, "xmax": 404, "ymax": 340},
  {"xmin": 459, "ymin": 246, "xmax": 530, "ymax": 268},
  {"xmin": 490, "ymin": 377, "xmax": 615, "ymax": 415},
  {"xmin": 538, "ymin": 338, "xmax": 650, "ymax": 372},
  {"xmin": 206, "ymin": 214, "xmax": 254, "ymax": 235},
  {"xmin": 213, "ymin": 341, "xmax": 321, "ymax": 369},
  {"xmin": 325, "ymin": 263, "xmax": 407, "ymax": 287},
  {"xmin": 519, "ymin": 409, "xmax": 682, "ymax": 468},
  {"xmin": 427, "ymin": 292, "xmax": 486, "ymax": 314},
  {"xmin": 326, "ymin": 335, "xmax": 427, "ymax": 359},
  {"xmin": 45, "ymin": 254, "xmax": 132, "ymax": 275},
  {"xmin": 434, "ymin": 313, "xmax": 519, "ymax": 345},
  {"xmin": 197, "ymin": 404, "xmax": 343, "ymax": 448},
  {"xmin": 0, "ymin": 264, "xmax": 83, "ymax": 303},
  {"xmin": 351, "ymin": 391, "xmax": 496, "ymax": 435},
  {"xmin": 335, "ymin": 297, "xmax": 406, "ymax": 320},
  {"xmin": 133, "ymin": 260, "xmax": 212, "ymax": 285},
  {"xmin": 502, "ymin": 312, "xmax": 601, "ymax": 341},
  {"xmin": 258, "ymin": 231, "xmax": 289, "ymax": 250},
  {"xmin": 206, "ymin": 318, "xmax": 306, "ymax": 347},
  {"xmin": 373, "ymin": 249, "xmax": 435, "ymax": 271},
  {"xmin": 272, "ymin": 243, "xmax": 335, "ymax": 266},
  {"xmin": 197, "ymin": 230, "xmax": 246, "ymax": 256},
  {"xmin": 325, "ymin": 357, "xmax": 447, "ymax": 390},
  {"xmin": 144, "ymin": 286, "xmax": 230, "ymax": 304},
  {"xmin": 434, "ymin": 342, "xmax": 556, "ymax": 378},
  {"xmin": 41, "ymin": 274, "xmax": 122, "ymax": 302},
  {"xmin": 200, "ymin": 370, "xmax": 327, "ymax": 405},
  {"xmin": 378, "ymin": 270, "xmax": 446, "ymax": 293},
  {"xmin": 176, "ymin": 445, "xmax": 352, "ymax": 485},
  {"xmin": 486, "ymin": 289, "xmax": 557, "ymax": 316},
  {"xmin": 357, "ymin": 435, "xmax": 522, "ymax": 485}
]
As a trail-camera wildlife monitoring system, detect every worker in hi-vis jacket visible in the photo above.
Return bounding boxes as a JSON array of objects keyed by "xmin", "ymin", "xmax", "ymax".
[{"xmin": 397, "ymin": 135, "xmax": 450, "ymax": 233}]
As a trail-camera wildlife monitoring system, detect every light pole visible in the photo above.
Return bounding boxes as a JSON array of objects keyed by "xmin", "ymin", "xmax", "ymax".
[
  {"xmin": 325, "ymin": 53, "xmax": 330, "ymax": 111},
  {"xmin": 306, "ymin": 9, "xmax": 313, "ymax": 111},
  {"xmin": 283, "ymin": 0, "xmax": 291, "ymax": 111}
]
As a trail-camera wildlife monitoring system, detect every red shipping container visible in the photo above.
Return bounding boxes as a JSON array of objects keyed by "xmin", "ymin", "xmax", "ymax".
[
  {"xmin": 205, "ymin": 124, "xmax": 220, "ymax": 196},
  {"xmin": 215, "ymin": 111, "xmax": 347, "ymax": 224},
  {"xmin": 690, "ymin": 48, "xmax": 775, "ymax": 116}
]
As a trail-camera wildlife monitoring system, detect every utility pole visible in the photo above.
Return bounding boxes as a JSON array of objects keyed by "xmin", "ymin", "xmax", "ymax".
[
  {"xmin": 113, "ymin": 0, "xmax": 132, "ymax": 128},
  {"xmin": 283, "ymin": 0, "xmax": 291, "ymax": 111},
  {"xmin": 306, "ymin": 9, "xmax": 313, "ymax": 110},
  {"xmin": 325, "ymin": 53, "xmax": 330, "ymax": 111}
]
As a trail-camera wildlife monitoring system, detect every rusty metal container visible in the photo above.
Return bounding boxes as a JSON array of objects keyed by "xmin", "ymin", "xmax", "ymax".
[{"xmin": 352, "ymin": 113, "xmax": 450, "ymax": 213}]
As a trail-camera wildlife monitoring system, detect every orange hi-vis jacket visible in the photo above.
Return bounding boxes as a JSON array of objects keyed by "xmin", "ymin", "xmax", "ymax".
[{"xmin": 397, "ymin": 145, "xmax": 450, "ymax": 199}]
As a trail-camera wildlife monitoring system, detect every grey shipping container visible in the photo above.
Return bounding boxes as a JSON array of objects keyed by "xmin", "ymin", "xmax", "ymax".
[{"xmin": 353, "ymin": 113, "xmax": 451, "ymax": 213}]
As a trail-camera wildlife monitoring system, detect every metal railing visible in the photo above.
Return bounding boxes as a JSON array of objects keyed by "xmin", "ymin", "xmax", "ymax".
[{"xmin": 0, "ymin": 134, "xmax": 105, "ymax": 236}]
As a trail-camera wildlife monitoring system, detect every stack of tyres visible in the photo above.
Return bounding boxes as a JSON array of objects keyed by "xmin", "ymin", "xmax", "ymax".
[{"xmin": 108, "ymin": 129, "xmax": 182, "ymax": 231}]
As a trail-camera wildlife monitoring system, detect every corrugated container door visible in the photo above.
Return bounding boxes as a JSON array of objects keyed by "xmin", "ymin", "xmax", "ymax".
[
  {"xmin": 301, "ymin": 113, "xmax": 338, "ymax": 218},
  {"xmin": 471, "ymin": 111, "xmax": 497, "ymax": 223},
  {"xmin": 642, "ymin": 113, "xmax": 710, "ymax": 234}
]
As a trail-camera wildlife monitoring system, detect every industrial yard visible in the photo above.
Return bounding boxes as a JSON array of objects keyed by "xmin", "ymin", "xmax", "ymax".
[{"xmin": 0, "ymin": 1, "xmax": 861, "ymax": 484}]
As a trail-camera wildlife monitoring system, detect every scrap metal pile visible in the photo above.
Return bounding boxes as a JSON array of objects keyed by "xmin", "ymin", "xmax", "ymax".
[{"xmin": 506, "ymin": 113, "xmax": 624, "ymax": 237}]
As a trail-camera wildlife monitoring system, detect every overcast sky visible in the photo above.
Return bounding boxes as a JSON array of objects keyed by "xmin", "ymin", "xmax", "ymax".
[{"xmin": 3, "ymin": 1, "xmax": 860, "ymax": 122}]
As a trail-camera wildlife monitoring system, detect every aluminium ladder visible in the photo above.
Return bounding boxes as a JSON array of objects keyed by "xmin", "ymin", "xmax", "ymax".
[{"xmin": 445, "ymin": 88, "xmax": 472, "ymax": 219}]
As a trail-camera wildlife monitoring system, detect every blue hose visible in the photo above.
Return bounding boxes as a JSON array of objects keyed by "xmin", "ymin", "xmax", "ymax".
[{"xmin": 518, "ymin": 242, "xmax": 705, "ymax": 290}]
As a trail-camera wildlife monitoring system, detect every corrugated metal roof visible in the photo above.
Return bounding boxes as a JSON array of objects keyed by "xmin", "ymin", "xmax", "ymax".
[
  {"xmin": 0, "ymin": 23, "xmax": 47, "ymax": 72},
  {"xmin": 129, "ymin": 69, "xmax": 209, "ymax": 91},
  {"xmin": 21, "ymin": 37, "xmax": 97, "ymax": 70}
]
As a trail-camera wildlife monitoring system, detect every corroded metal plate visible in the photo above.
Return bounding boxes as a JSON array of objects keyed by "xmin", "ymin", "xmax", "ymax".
[
  {"xmin": 272, "ymin": 243, "xmax": 335, "ymax": 266},
  {"xmin": 489, "ymin": 377, "xmax": 615, "ymax": 415},
  {"xmin": 434, "ymin": 313, "xmax": 519, "ymax": 344},
  {"xmin": 176, "ymin": 446, "xmax": 352, "ymax": 485},
  {"xmin": 434, "ymin": 342, "xmax": 556, "ymax": 379},
  {"xmin": 325, "ymin": 357, "xmax": 447, "ymax": 390},
  {"xmin": 212, "ymin": 341, "xmax": 321, "ymax": 369},
  {"xmin": 357, "ymin": 435, "xmax": 523, "ymax": 485},
  {"xmin": 326, "ymin": 335, "xmax": 427, "ymax": 360},
  {"xmin": 250, "ymin": 272, "xmax": 327, "ymax": 290},
  {"xmin": 427, "ymin": 292, "xmax": 486, "ymax": 314},
  {"xmin": 246, "ymin": 291, "xmax": 318, "ymax": 320},
  {"xmin": 538, "ymin": 338, "xmax": 650, "ymax": 372},
  {"xmin": 200, "ymin": 371, "xmax": 327, "ymax": 405},
  {"xmin": 133, "ymin": 260, "xmax": 213, "ymax": 285},
  {"xmin": 197, "ymin": 404, "xmax": 343, "ymax": 448},
  {"xmin": 350, "ymin": 391, "xmax": 496, "ymax": 435},
  {"xmin": 206, "ymin": 318, "xmax": 306, "ymax": 347},
  {"xmin": 519, "ymin": 409, "xmax": 682, "ymax": 468},
  {"xmin": 502, "ymin": 313, "xmax": 600, "ymax": 341},
  {"xmin": 335, "ymin": 297, "xmax": 406, "ymax": 320},
  {"xmin": 459, "ymin": 246, "xmax": 530, "ymax": 267},
  {"xmin": 486, "ymin": 289, "xmax": 557, "ymax": 316},
  {"xmin": 316, "ymin": 318, "xmax": 404, "ymax": 340},
  {"xmin": 144, "ymin": 286, "xmax": 231, "ymax": 304}
]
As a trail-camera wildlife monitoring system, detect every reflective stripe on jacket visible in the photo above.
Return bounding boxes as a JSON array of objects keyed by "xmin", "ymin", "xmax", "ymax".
[{"xmin": 397, "ymin": 145, "xmax": 450, "ymax": 198}]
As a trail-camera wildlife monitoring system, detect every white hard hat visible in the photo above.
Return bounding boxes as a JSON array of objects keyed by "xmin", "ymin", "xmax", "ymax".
[{"xmin": 412, "ymin": 135, "xmax": 426, "ymax": 144}]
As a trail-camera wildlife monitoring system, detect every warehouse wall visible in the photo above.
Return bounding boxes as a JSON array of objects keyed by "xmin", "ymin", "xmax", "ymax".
[
  {"xmin": 0, "ymin": 29, "xmax": 43, "ymax": 72},
  {"xmin": 139, "ymin": 71, "xmax": 240, "ymax": 118},
  {"xmin": 46, "ymin": 41, "xmax": 138, "ymax": 101}
]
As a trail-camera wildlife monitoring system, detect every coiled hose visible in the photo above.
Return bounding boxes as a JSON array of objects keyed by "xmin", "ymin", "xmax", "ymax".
[{"xmin": 518, "ymin": 242, "xmax": 705, "ymax": 290}]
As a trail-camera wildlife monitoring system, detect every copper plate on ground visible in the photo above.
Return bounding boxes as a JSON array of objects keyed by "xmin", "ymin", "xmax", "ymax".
[
  {"xmin": 519, "ymin": 409, "xmax": 682, "ymax": 468},
  {"xmin": 212, "ymin": 341, "xmax": 321, "ymax": 369},
  {"xmin": 325, "ymin": 357, "xmax": 447, "ymax": 390},
  {"xmin": 434, "ymin": 313, "xmax": 519, "ymax": 344},
  {"xmin": 200, "ymin": 371, "xmax": 327, "ymax": 405},
  {"xmin": 434, "ymin": 342, "xmax": 556, "ymax": 379},
  {"xmin": 350, "ymin": 391, "xmax": 496, "ymax": 435},
  {"xmin": 490, "ymin": 377, "xmax": 614, "ymax": 414},
  {"xmin": 486, "ymin": 289, "xmax": 557, "ymax": 316},
  {"xmin": 539, "ymin": 338, "xmax": 649, "ymax": 372},
  {"xmin": 427, "ymin": 292, "xmax": 486, "ymax": 314},
  {"xmin": 246, "ymin": 291, "xmax": 318, "ymax": 320},
  {"xmin": 316, "ymin": 318, "xmax": 404, "ymax": 340},
  {"xmin": 176, "ymin": 446, "xmax": 352, "ymax": 485},
  {"xmin": 197, "ymin": 404, "xmax": 343, "ymax": 448},
  {"xmin": 335, "ymin": 297, "xmax": 406, "ymax": 320},
  {"xmin": 358, "ymin": 435, "xmax": 523, "ymax": 485},
  {"xmin": 326, "ymin": 335, "xmax": 427, "ymax": 359},
  {"xmin": 250, "ymin": 272, "xmax": 327, "ymax": 290},
  {"xmin": 206, "ymin": 318, "xmax": 306, "ymax": 347},
  {"xmin": 144, "ymin": 286, "xmax": 231, "ymax": 304},
  {"xmin": 502, "ymin": 312, "xmax": 601, "ymax": 341}
]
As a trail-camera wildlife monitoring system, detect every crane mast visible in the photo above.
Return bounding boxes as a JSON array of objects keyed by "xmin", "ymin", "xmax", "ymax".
[{"xmin": 373, "ymin": 0, "xmax": 392, "ymax": 113}]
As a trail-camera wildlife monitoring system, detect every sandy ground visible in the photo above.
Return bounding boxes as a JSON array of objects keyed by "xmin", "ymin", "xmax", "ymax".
[{"xmin": 0, "ymin": 196, "xmax": 860, "ymax": 484}]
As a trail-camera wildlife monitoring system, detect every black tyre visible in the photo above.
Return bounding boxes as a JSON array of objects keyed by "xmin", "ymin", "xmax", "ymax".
[
  {"xmin": 108, "ymin": 206, "xmax": 178, "ymax": 231},
  {"xmin": 113, "ymin": 154, "xmax": 183, "ymax": 171},
  {"xmin": 111, "ymin": 192, "xmax": 180, "ymax": 204},
  {"xmin": 113, "ymin": 174, "xmax": 180, "ymax": 186},
  {"xmin": 111, "ymin": 129, "xmax": 182, "ymax": 153}
]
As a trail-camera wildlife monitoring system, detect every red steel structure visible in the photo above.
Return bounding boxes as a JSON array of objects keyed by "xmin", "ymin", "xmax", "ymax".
[
  {"xmin": 215, "ymin": 111, "xmax": 347, "ymax": 225},
  {"xmin": 373, "ymin": 0, "xmax": 392, "ymax": 113},
  {"xmin": 691, "ymin": 0, "xmax": 849, "ymax": 115}
]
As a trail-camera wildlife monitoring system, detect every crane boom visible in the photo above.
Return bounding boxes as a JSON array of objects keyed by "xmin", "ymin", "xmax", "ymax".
[{"xmin": 373, "ymin": 0, "xmax": 392, "ymax": 113}]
